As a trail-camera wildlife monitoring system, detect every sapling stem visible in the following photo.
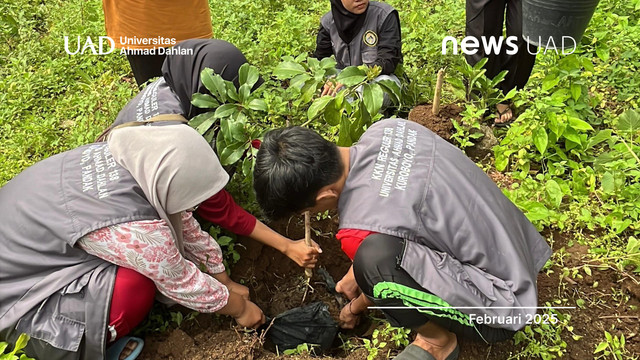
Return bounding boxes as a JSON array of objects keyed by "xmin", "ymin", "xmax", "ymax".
[
  {"xmin": 304, "ymin": 211, "xmax": 313, "ymax": 278},
  {"xmin": 301, "ymin": 211, "xmax": 313, "ymax": 304},
  {"xmin": 432, "ymin": 68, "xmax": 446, "ymax": 116}
]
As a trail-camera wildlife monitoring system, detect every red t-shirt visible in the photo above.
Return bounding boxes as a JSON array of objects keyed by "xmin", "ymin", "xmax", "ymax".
[
  {"xmin": 336, "ymin": 229, "xmax": 377, "ymax": 260},
  {"xmin": 196, "ymin": 190, "xmax": 257, "ymax": 236}
]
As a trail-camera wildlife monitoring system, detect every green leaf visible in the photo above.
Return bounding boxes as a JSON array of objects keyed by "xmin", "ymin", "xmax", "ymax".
[
  {"xmin": 20, "ymin": 352, "xmax": 36, "ymax": 360},
  {"xmin": 242, "ymin": 157, "xmax": 253, "ymax": 177},
  {"xmin": 503, "ymin": 88, "xmax": 517, "ymax": 101},
  {"xmin": 225, "ymin": 81, "xmax": 239, "ymax": 101},
  {"xmin": 214, "ymin": 104, "xmax": 238, "ymax": 119},
  {"xmin": 0, "ymin": 343, "xmax": 7, "ymax": 354},
  {"xmin": 238, "ymin": 63, "xmax": 260, "ymax": 88},
  {"xmin": 581, "ymin": 57, "xmax": 595, "ymax": 72},
  {"xmin": 201, "ymin": 68, "xmax": 227, "ymax": 101},
  {"xmin": 324, "ymin": 100, "xmax": 341, "ymax": 126},
  {"xmin": 219, "ymin": 142, "xmax": 246, "ymax": 166},
  {"xmin": 545, "ymin": 179, "xmax": 563, "ymax": 208},
  {"xmin": 586, "ymin": 129, "xmax": 612, "ymax": 150},
  {"xmin": 472, "ymin": 57, "xmax": 488, "ymax": 70},
  {"xmin": 217, "ymin": 235, "xmax": 233, "ymax": 246},
  {"xmin": 362, "ymin": 83, "xmax": 383, "ymax": 116},
  {"xmin": 542, "ymin": 74, "xmax": 560, "ymax": 91},
  {"xmin": 524, "ymin": 202, "xmax": 551, "ymax": 221},
  {"xmin": 350, "ymin": 102, "xmax": 369, "ymax": 141},
  {"xmin": 594, "ymin": 152, "xmax": 617, "ymax": 171},
  {"xmin": 568, "ymin": 117, "xmax": 593, "ymax": 131},
  {"xmin": 238, "ymin": 83, "xmax": 251, "ymax": 104},
  {"xmin": 289, "ymin": 73, "xmax": 312, "ymax": 89},
  {"xmin": 490, "ymin": 70, "xmax": 508, "ymax": 87},
  {"xmin": 594, "ymin": 342, "xmax": 608, "ymax": 353},
  {"xmin": 189, "ymin": 111, "xmax": 214, "ymax": 129},
  {"xmin": 247, "ymin": 99, "xmax": 268, "ymax": 112},
  {"xmin": 601, "ymin": 172, "xmax": 615, "ymax": 193},
  {"xmin": 203, "ymin": 128, "xmax": 216, "ymax": 144},
  {"xmin": 300, "ymin": 80, "xmax": 317, "ymax": 103},
  {"xmin": 335, "ymin": 66, "xmax": 367, "ymax": 86},
  {"xmin": 547, "ymin": 112, "xmax": 565, "ymax": 138},
  {"xmin": 320, "ymin": 56, "xmax": 337, "ymax": 70},
  {"xmin": 272, "ymin": 61, "xmax": 306, "ymax": 79},
  {"xmin": 191, "ymin": 93, "xmax": 219, "ymax": 109},
  {"xmin": 337, "ymin": 118, "xmax": 353, "ymax": 146},
  {"xmin": 562, "ymin": 127, "xmax": 582, "ymax": 144},
  {"xmin": 377, "ymin": 79, "xmax": 401, "ymax": 105},
  {"xmin": 229, "ymin": 118, "xmax": 246, "ymax": 142},
  {"xmin": 14, "ymin": 333, "xmax": 29, "ymax": 353},
  {"xmin": 533, "ymin": 126, "xmax": 548, "ymax": 155},
  {"xmin": 308, "ymin": 96, "xmax": 334, "ymax": 121},
  {"xmin": 595, "ymin": 45, "xmax": 610, "ymax": 62},
  {"xmin": 570, "ymin": 84, "xmax": 582, "ymax": 101},
  {"xmin": 448, "ymin": 77, "xmax": 465, "ymax": 91},
  {"xmin": 495, "ymin": 151, "xmax": 510, "ymax": 172},
  {"xmin": 195, "ymin": 114, "xmax": 217, "ymax": 135},
  {"xmin": 617, "ymin": 109, "xmax": 640, "ymax": 133}
]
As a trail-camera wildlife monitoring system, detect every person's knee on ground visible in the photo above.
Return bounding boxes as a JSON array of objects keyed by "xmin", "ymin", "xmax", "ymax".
[{"xmin": 109, "ymin": 267, "xmax": 156, "ymax": 342}]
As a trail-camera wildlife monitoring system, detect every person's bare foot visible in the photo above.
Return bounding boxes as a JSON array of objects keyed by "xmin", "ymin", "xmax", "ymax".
[
  {"xmin": 410, "ymin": 321, "xmax": 458, "ymax": 360},
  {"xmin": 495, "ymin": 103, "xmax": 513, "ymax": 125},
  {"xmin": 119, "ymin": 340, "xmax": 139, "ymax": 360},
  {"xmin": 412, "ymin": 331, "xmax": 458, "ymax": 360}
]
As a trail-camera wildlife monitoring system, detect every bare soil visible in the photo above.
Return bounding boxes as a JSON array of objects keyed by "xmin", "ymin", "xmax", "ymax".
[
  {"xmin": 137, "ymin": 112, "xmax": 640, "ymax": 360},
  {"xmin": 407, "ymin": 103, "xmax": 462, "ymax": 141}
]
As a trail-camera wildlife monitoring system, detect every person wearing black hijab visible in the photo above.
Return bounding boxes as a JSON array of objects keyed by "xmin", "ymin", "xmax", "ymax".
[
  {"xmin": 112, "ymin": 39, "xmax": 262, "ymax": 126},
  {"xmin": 314, "ymin": 0, "xmax": 402, "ymax": 97}
]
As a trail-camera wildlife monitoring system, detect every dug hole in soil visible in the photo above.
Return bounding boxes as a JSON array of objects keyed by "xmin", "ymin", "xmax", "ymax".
[{"xmin": 138, "ymin": 110, "xmax": 640, "ymax": 359}]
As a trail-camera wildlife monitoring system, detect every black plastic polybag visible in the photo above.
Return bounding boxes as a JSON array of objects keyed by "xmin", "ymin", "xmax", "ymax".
[{"xmin": 265, "ymin": 301, "xmax": 338, "ymax": 352}]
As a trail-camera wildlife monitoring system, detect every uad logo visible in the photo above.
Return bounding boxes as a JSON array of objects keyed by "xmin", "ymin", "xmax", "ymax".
[{"xmin": 64, "ymin": 36, "xmax": 115, "ymax": 55}]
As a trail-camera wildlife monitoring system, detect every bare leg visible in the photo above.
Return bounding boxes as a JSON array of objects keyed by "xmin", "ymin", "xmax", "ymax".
[{"xmin": 411, "ymin": 322, "xmax": 458, "ymax": 360}]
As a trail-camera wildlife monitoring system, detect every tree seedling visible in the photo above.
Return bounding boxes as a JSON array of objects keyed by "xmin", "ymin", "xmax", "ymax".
[
  {"xmin": 301, "ymin": 211, "xmax": 315, "ymax": 304},
  {"xmin": 432, "ymin": 67, "xmax": 446, "ymax": 116}
]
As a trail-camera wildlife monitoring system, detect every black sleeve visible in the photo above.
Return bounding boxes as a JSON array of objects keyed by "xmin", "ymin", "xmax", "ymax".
[
  {"xmin": 313, "ymin": 25, "xmax": 334, "ymax": 60},
  {"xmin": 373, "ymin": 11, "xmax": 402, "ymax": 75}
]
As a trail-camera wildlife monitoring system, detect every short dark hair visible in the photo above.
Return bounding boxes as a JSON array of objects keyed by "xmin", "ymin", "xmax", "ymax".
[{"xmin": 253, "ymin": 126, "xmax": 342, "ymax": 220}]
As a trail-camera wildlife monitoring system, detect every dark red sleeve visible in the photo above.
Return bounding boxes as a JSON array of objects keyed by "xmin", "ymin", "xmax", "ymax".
[
  {"xmin": 196, "ymin": 190, "xmax": 257, "ymax": 236},
  {"xmin": 336, "ymin": 229, "xmax": 378, "ymax": 260}
]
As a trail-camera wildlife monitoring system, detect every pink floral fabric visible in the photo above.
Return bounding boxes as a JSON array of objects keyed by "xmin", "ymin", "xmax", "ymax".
[{"xmin": 77, "ymin": 212, "xmax": 229, "ymax": 313}]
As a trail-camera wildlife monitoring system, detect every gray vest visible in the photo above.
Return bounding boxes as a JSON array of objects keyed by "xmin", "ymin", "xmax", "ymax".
[
  {"xmin": 339, "ymin": 119, "xmax": 552, "ymax": 331},
  {"xmin": 320, "ymin": 1, "xmax": 395, "ymax": 68},
  {"xmin": 113, "ymin": 78, "xmax": 183, "ymax": 126},
  {"xmin": 0, "ymin": 143, "xmax": 159, "ymax": 359}
]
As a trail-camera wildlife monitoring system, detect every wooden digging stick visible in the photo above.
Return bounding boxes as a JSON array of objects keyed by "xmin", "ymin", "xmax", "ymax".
[
  {"xmin": 432, "ymin": 68, "xmax": 446, "ymax": 116},
  {"xmin": 304, "ymin": 211, "xmax": 313, "ymax": 278}
]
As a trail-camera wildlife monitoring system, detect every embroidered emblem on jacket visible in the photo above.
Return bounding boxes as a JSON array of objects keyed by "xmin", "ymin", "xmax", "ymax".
[{"xmin": 363, "ymin": 30, "xmax": 378, "ymax": 47}]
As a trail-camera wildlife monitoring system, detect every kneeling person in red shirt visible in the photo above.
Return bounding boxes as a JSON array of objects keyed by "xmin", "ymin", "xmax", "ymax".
[{"xmin": 253, "ymin": 119, "xmax": 551, "ymax": 360}]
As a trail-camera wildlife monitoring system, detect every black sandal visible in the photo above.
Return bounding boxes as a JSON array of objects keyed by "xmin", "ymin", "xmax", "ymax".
[{"xmin": 494, "ymin": 104, "xmax": 514, "ymax": 127}]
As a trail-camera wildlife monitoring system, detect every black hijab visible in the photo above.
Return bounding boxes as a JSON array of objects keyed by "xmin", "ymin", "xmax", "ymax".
[
  {"xmin": 330, "ymin": 0, "xmax": 369, "ymax": 43},
  {"xmin": 162, "ymin": 39, "xmax": 262, "ymax": 119}
]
